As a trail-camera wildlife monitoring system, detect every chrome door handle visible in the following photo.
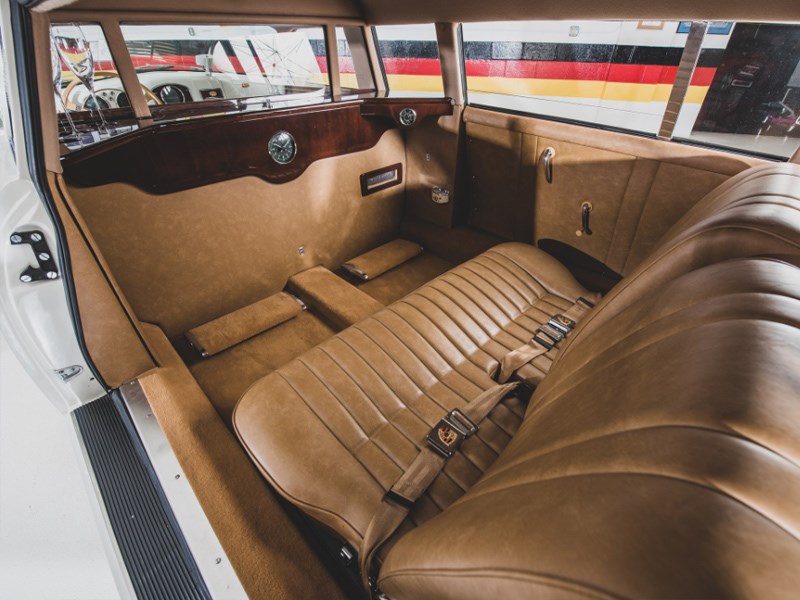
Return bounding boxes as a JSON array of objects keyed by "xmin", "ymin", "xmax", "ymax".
[{"xmin": 541, "ymin": 147, "xmax": 555, "ymax": 184}]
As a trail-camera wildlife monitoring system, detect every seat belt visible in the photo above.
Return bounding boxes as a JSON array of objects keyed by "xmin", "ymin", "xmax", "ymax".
[
  {"xmin": 359, "ymin": 381, "xmax": 520, "ymax": 594},
  {"xmin": 496, "ymin": 295, "xmax": 598, "ymax": 384}
]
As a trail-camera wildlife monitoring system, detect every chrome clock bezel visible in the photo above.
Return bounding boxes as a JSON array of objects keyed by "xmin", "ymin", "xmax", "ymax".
[
  {"xmin": 268, "ymin": 131, "xmax": 297, "ymax": 165},
  {"xmin": 399, "ymin": 108, "xmax": 417, "ymax": 127}
]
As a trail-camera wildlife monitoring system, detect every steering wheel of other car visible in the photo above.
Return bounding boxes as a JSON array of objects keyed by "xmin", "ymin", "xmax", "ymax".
[{"xmin": 62, "ymin": 70, "xmax": 163, "ymax": 110}]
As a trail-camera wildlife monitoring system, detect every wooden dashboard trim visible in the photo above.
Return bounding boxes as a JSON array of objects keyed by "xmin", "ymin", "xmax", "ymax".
[{"xmin": 61, "ymin": 98, "xmax": 453, "ymax": 194}]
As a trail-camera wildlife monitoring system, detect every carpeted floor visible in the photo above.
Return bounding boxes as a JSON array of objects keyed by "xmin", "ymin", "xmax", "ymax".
[{"xmin": 183, "ymin": 250, "xmax": 453, "ymax": 428}]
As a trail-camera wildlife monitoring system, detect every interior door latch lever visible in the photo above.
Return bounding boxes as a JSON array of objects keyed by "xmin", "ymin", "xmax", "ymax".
[
  {"xmin": 576, "ymin": 202, "xmax": 593, "ymax": 237},
  {"xmin": 541, "ymin": 147, "xmax": 555, "ymax": 184},
  {"xmin": 9, "ymin": 230, "xmax": 59, "ymax": 283}
]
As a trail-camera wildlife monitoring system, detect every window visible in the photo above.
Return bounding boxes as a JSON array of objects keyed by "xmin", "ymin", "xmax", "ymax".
[
  {"xmin": 336, "ymin": 26, "xmax": 376, "ymax": 94},
  {"xmin": 462, "ymin": 21, "xmax": 694, "ymax": 135},
  {"xmin": 120, "ymin": 24, "xmax": 331, "ymax": 112},
  {"xmin": 51, "ymin": 23, "xmax": 135, "ymax": 149},
  {"xmin": 374, "ymin": 24, "xmax": 444, "ymax": 96},
  {"xmin": 673, "ymin": 23, "xmax": 800, "ymax": 159}
]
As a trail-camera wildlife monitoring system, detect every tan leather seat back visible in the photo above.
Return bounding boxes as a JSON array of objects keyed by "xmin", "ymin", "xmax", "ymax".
[
  {"xmin": 555, "ymin": 163, "xmax": 800, "ymax": 371},
  {"xmin": 379, "ymin": 256, "xmax": 800, "ymax": 598}
]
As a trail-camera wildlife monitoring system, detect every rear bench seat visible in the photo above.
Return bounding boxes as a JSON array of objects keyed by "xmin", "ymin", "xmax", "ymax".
[{"xmin": 234, "ymin": 163, "xmax": 800, "ymax": 598}]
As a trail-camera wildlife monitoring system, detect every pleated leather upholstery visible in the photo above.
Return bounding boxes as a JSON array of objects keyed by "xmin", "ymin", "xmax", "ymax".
[
  {"xmin": 235, "ymin": 163, "xmax": 800, "ymax": 598},
  {"xmin": 234, "ymin": 243, "xmax": 592, "ymax": 549},
  {"xmin": 380, "ymin": 256, "xmax": 800, "ymax": 599}
]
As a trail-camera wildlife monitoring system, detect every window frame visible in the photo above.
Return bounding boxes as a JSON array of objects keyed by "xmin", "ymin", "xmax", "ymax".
[
  {"xmin": 46, "ymin": 14, "xmax": 379, "ymax": 152},
  {"xmin": 456, "ymin": 19, "xmax": 800, "ymax": 161}
]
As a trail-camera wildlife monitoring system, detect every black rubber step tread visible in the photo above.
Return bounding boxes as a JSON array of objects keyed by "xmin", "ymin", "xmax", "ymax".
[{"xmin": 74, "ymin": 394, "xmax": 211, "ymax": 600}]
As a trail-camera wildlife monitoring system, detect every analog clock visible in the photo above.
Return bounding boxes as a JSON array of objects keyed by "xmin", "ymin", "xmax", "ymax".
[
  {"xmin": 399, "ymin": 108, "xmax": 417, "ymax": 127},
  {"xmin": 268, "ymin": 131, "xmax": 297, "ymax": 164}
]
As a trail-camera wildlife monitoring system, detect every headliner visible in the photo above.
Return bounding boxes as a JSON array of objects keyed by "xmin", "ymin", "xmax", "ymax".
[{"xmin": 30, "ymin": 0, "xmax": 800, "ymax": 25}]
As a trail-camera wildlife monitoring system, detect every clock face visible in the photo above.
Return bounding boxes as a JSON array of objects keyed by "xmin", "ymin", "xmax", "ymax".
[
  {"xmin": 399, "ymin": 108, "xmax": 417, "ymax": 127},
  {"xmin": 268, "ymin": 131, "xmax": 297, "ymax": 164}
]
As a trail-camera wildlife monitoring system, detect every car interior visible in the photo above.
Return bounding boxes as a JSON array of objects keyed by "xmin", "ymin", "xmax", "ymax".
[{"xmin": 19, "ymin": 0, "xmax": 800, "ymax": 597}]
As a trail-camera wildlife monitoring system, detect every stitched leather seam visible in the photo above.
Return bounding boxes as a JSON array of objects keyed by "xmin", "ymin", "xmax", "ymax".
[
  {"xmin": 536, "ymin": 313, "xmax": 800, "ymax": 417},
  {"xmin": 418, "ymin": 281, "xmax": 507, "ymax": 348},
  {"xmin": 459, "ymin": 261, "xmax": 531, "ymax": 312},
  {"xmin": 546, "ymin": 275, "xmax": 800, "ymax": 395},
  {"xmin": 469, "ymin": 423, "xmax": 800, "ymax": 499},
  {"xmin": 382, "ymin": 307, "xmax": 493, "ymax": 392},
  {"xmin": 559, "ymin": 222, "xmax": 800, "ymax": 362},
  {"xmin": 354, "ymin": 320, "xmax": 464, "ymax": 410},
  {"xmin": 447, "ymin": 269, "xmax": 521, "ymax": 323},
  {"xmin": 484, "ymin": 249, "xmax": 579, "ymax": 303},
  {"xmin": 448, "ymin": 471, "xmax": 800, "ymax": 543},
  {"xmin": 479, "ymin": 251, "xmax": 549, "ymax": 298},
  {"xmin": 428, "ymin": 279, "xmax": 512, "ymax": 347},
  {"xmin": 357, "ymin": 318, "xmax": 518, "ymax": 446},
  {"xmin": 273, "ymin": 368, "xmax": 386, "ymax": 492},
  {"xmin": 379, "ymin": 568, "xmax": 620, "ymax": 600},
  {"xmin": 395, "ymin": 296, "xmax": 503, "ymax": 370},
  {"xmin": 296, "ymin": 352, "xmax": 410, "ymax": 474},
  {"xmin": 410, "ymin": 290, "xmax": 514, "ymax": 361}
]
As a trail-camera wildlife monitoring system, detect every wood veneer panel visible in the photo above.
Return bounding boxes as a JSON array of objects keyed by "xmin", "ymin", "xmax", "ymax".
[{"xmin": 62, "ymin": 98, "xmax": 452, "ymax": 194}]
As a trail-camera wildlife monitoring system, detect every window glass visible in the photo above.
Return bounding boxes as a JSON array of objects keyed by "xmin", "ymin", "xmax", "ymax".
[
  {"xmin": 462, "ymin": 21, "xmax": 694, "ymax": 135},
  {"xmin": 673, "ymin": 23, "xmax": 800, "ymax": 159},
  {"xmin": 120, "ymin": 24, "xmax": 330, "ymax": 113},
  {"xmin": 374, "ymin": 24, "xmax": 444, "ymax": 96},
  {"xmin": 51, "ymin": 23, "xmax": 136, "ymax": 149},
  {"xmin": 336, "ymin": 26, "xmax": 376, "ymax": 94}
]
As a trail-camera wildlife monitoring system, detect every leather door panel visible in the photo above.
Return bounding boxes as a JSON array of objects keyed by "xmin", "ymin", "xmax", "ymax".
[{"xmin": 463, "ymin": 106, "xmax": 763, "ymax": 282}]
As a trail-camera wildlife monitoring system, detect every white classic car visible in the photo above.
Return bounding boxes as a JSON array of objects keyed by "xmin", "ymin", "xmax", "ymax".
[{"xmin": 1, "ymin": 2, "xmax": 800, "ymax": 600}]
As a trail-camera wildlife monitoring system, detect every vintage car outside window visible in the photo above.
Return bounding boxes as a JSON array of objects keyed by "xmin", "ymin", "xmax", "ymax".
[
  {"xmin": 374, "ymin": 24, "xmax": 444, "ymax": 97},
  {"xmin": 51, "ymin": 23, "xmax": 138, "ymax": 150},
  {"xmin": 120, "ymin": 24, "xmax": 332, "ymax": 119}
]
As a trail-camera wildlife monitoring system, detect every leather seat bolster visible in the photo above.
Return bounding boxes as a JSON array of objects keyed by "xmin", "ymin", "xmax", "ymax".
[{"xmin": 380, "ymin": 258, "xmax": 800, "ymax": 599}]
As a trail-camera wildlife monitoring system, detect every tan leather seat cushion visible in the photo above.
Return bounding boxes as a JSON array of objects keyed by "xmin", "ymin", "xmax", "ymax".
[
  {"xmin": 234, "ymin": 242, "xmax": 592, "ymax": 549},
  {"xmin": 234, "ymin": 163, "xmax": 800, "ymax": 597}
]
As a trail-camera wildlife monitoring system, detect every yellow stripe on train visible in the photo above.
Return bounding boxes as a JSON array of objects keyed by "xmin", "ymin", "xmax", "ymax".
[{"xmin": 384, "ymin": 74, "xmax": 710, "ymax": 104}]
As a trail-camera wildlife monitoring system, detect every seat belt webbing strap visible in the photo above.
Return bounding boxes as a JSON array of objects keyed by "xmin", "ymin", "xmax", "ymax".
[
  {"xmin": 496, "ymin": 295, "xmax": 597, "ymax": 384},
  {"xmin": 359, "ymin": 381, "xmax": 519, "ymax": 592}
]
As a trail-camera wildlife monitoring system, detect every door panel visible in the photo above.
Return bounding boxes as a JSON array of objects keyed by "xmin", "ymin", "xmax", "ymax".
[
  {"xmin": 533, "ymin": 137, "xmax": 636, "ymax": 270},
  {"xmin": 464, "ymin": 106, "xmax": 764, "ymax": 284},
  {"xmin": 466, "ymin": 122, "xmax": 527, "ymax": 240}
]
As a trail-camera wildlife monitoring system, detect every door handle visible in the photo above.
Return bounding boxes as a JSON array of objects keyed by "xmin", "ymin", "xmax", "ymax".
[
  {"xmin": 576, "ymin": 202, "xmax": 593, "ymax": 237},
  {"xmin": 541, "ymin": 147, "xmax": 555, "ymax": 184}
]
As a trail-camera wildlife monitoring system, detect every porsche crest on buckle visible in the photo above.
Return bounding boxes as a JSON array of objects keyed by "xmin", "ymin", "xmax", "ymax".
[
  {"xmin": 437, "ymin": 425, "xmax": 459, "ymax": 447},
  {"xmin": 426, "ymin": 409, "xmax": 478, "ymax": 458}
]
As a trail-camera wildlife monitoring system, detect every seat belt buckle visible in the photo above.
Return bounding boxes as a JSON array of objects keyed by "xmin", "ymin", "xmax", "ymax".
[
  {"xmin": 538, "ymin": 323, "xmax": 564, "ymax": 343},
  {"xmin": 426, "ymin": 408, "xmax": 478, "ymax": 458},
  {"xmin": 532, "ymin": 331, "xmax": 555, "ymax": 350},
  {"xmin": 548, "ymin": 314, "xmax": 576, "ymax": 335}
]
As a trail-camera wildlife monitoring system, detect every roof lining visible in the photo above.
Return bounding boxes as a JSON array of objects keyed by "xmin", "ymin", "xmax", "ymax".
[{"xmin": 27, "ymin": 0, "xmax": 800, "ymax": 29}]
